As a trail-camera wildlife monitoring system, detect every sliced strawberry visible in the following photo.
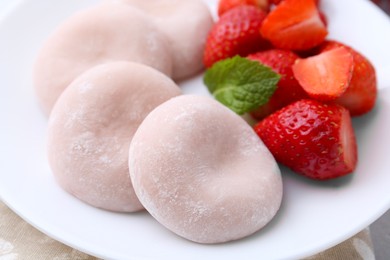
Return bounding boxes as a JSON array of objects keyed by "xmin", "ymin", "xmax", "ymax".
[
  {"xmin": 270, "ymin": 0, "xmax": 320, "ymax": 5},
  {"xmin": 320, "ymin": 41, "xmax": 377, "ymax": 116},
  {"xmin": 254, "ymin": 99, "xmax": 358, "ymax": 180},
  {"xmin": 260, "ymin": 0, "xmax": 328, "ymax": 50},
  {"xmin": 292, "ymin": 47, "xmax": 354, "ymax": 101},
  {"xmin": 247, "ymin": 49, "xmax": 308, "ymax": 119},
  {"xmin": 218, "ymin": 0, "xmax": 270, "ymax": 16},
  {"xmin": 203, "ymin": 5, "xmax": 269, "ymax": 68}
]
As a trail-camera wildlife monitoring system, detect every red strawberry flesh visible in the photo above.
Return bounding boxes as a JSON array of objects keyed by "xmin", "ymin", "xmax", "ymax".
[
  {"xmin": 340, "ymin": 110, "xmax": 357, "ymax": 170},
  {"xmin": 260, "ymin": 0, "xmax": 327, "ymax": 50},
  {"xmin": 320, "ymin": 41, "xmax": 377, "ymax": 116},
  {"xmin": 292, "ymin": 46, "xmax": 354, "ymax": 101}
]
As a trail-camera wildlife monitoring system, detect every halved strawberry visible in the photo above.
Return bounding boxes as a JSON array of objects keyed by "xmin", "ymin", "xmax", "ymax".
[
  {"xmin": 203, "ymin": 5, "xmax": 269, "ymax": 68},
  {"xmin": 260, "ymin": 0, "xmax": 328, "ymax": 50},
  {"xmin": 218, "ymin": 0, "xmax": 270, "ymax": 16},
  {"xmin": 269, "ymin": 0, "xmax": 327, "ymax": 27},
  {"xmin": 270, "ymin": 0, "xmax": 320, "ymax": 5},
  {"xmin": 254, "ymin": 99, "xmax": 358, "ymax": 180},
  {"xmin": 248, "ymin": 49, "xmax": 308, "ymax": 119},
  {"xmin": 320, "ymin": 41, "xmax": 377, "ymax": 116},
  {"xmin": 292, "ymin": 46, "xmax": 354, "ymax": 101}
]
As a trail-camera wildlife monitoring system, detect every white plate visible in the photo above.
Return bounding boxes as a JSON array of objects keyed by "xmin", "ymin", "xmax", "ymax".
[{"xmin": 1, "ymin": 0, "xmax": 390, "ymax": 259}]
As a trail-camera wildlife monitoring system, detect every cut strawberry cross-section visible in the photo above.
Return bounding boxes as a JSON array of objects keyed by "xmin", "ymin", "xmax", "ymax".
[
  {"xmin": 292, "ymin": 46, "xmax": 354, "ymax": 101},
  {"xmin": 320, "ymin": 41, "xmax": 377, "ymax": 116},
  {"xmin": 260, "ymin": 0, "xmax": 328, "ymax": 50}
]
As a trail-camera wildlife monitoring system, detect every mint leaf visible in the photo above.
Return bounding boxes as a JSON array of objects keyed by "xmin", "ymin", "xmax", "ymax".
[{"xmin": 203, "ymin": 56, "xmax": 280, "ymax": 115}]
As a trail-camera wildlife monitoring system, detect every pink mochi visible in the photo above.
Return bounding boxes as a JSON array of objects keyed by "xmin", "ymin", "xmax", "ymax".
[
  {"xmin": 129, "ymin": 95, "xmax": 283, "ymax": 243},
  {"xmin": 47, "ymin": 61, "xmax": 181, "ymax": 212},
  {"xmin": 34, "ymin": 1, "xmax": 173, "ymax": 116},
  {"xmin": 117, "ymin": 0, "xmax": 214, "ymax": 80}
]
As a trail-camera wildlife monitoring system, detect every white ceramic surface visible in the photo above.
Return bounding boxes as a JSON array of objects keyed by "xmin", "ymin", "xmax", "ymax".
[{"xmin": 1, "ymin": 0, "xmax": 390, "ymax": 259}]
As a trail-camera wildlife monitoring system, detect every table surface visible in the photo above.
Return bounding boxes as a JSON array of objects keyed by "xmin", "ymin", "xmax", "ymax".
[{"xmin": 0, "ymin": 0, "xmax": 389, "ymax": 259}]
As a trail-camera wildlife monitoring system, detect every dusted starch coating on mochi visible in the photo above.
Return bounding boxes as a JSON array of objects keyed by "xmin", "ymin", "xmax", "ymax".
[
  {"xmin": 47, "ymin": 62, "xmax": 181, "ymax": 212},
  {"xmin": 34, "ymin": 1, "xmax": 173, "ymax": 116},
  {"xmin": 129, "ymin": 95, "xmax": 283, "ymax": 243},
  {"xmin": 116, "ymin": 0, "xmax": 214, "ymax": 80}
]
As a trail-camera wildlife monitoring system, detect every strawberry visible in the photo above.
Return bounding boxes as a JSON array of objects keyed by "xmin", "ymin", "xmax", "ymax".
[
  {"xmin": 270, "ymin": 0, "xmax": 320, "ymax": 5},
  {"xmin": 260, "ymin": 0, "xmax": 328, "ymax": 50},
  {"xmin": 254, "ymin": 99, "xmax": 358, "ymax": 180},
  {"xmin": 203, "ymin": 5, "xmax": 269, "ymax": 68},
  {"xmin": 269, "ymin": 0, "xmax": 283, "ymax": 4},
  {"xmin": 269, "ymin": 0, "xmax": 327, "ymax": 26},
  {"xmin": 320, "ymin": 41, "xmax": 377, "ymax": 116},
  {"xmin": 248, "ymin": 49, "xmax": 308, "ymax": 119},
  {"xmin": 218, "ymin": 0, "xmax": 270, "ymax": 16},
  {"xmin": 292, "ymin": 46, "xmax": 354, "ymax": 101}
]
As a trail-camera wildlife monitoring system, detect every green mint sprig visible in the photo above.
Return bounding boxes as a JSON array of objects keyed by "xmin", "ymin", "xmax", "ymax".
[{"xmin": 203, "ymin": 56, "xmax": 280, "ymax": 115}]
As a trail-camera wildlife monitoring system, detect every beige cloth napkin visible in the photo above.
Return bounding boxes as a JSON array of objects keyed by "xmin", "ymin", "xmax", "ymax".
[{"xmin": 0, "ymin": 201, "xmax": 375, "ymax": 260}]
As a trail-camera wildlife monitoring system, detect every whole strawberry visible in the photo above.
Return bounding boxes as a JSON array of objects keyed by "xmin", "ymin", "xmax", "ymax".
[
  {"xmin": 320, "ymin": 41, "xmax": 377, "ymax": 116},
  {"xmin": 218, "ymin": 0, "xmax": 270, "ymax": 16},
  {"xmin": 203, "ymin": 5, "xmax": 269, "ymax": 68},
  {"xmin": 248, "ymin": 49, "xmax": 308, "ymax": 119},
  {"xmin": 254, "ymin": 99, "xmax": 358, "ymax": 180}
]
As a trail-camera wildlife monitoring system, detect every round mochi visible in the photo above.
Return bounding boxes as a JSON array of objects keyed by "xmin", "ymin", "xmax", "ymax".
[
  {"xmin": 129, "ymin": 95, "xmax": 283, "ymax": 243},
  {"xmin": 34, "ymin": 1, "xmax": 173, "ymax": 116},
  {"xmin": 117, "ymin": 0, "xmax": 214, "ymax": 80},
  {"xmin": 47, "ymin": 61, "xmax": 181, "ymax": 212}
]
